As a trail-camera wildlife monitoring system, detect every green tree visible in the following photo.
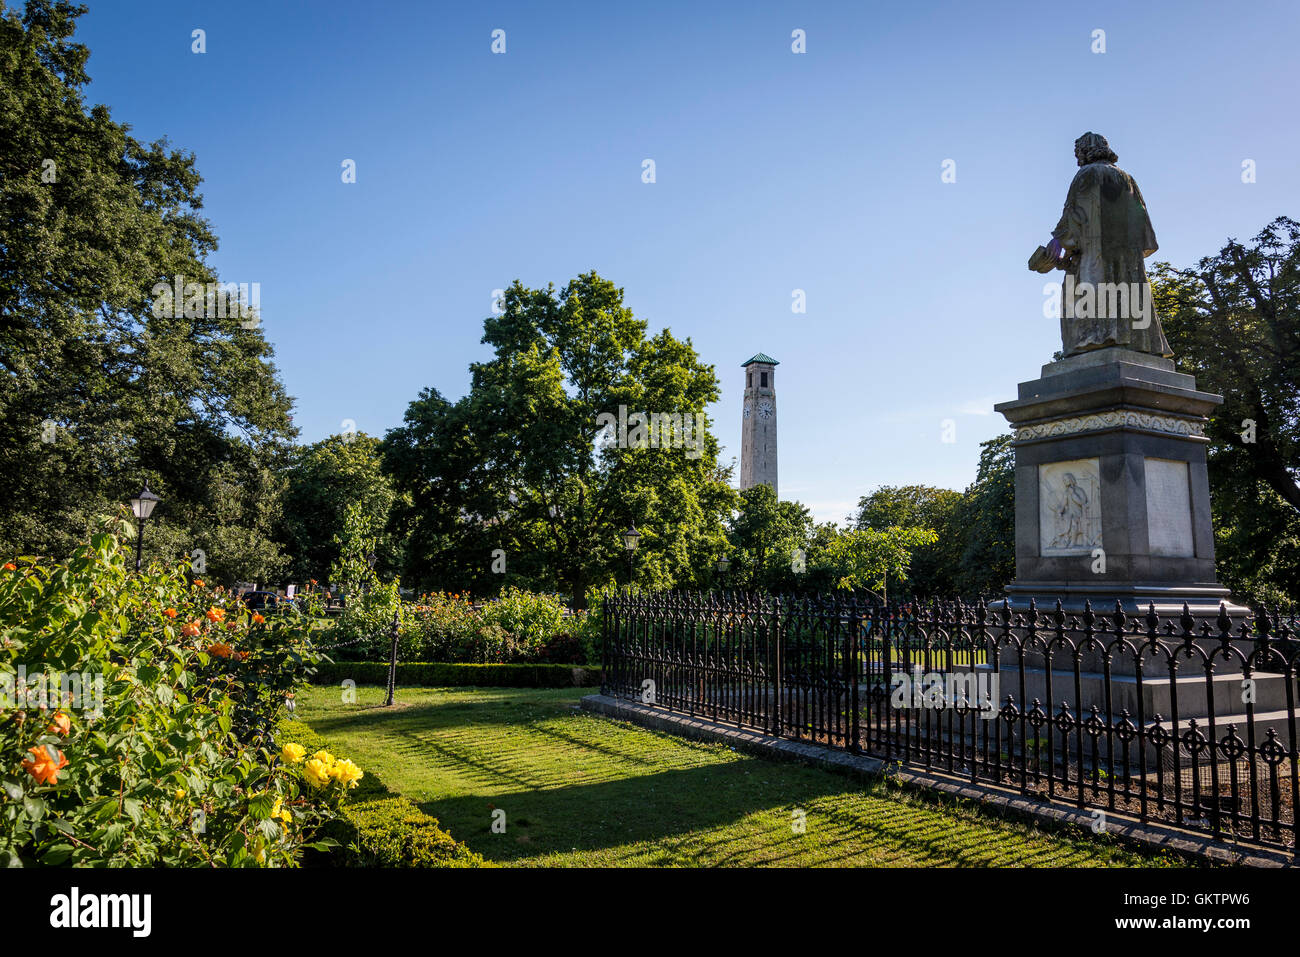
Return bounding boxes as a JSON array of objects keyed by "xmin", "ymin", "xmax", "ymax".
[
  {"xmin": 328, "ymin": 500, "xmax": 401, "ymax": 658},
  {"xmin": 811, "ymin": 525, "xmax": 938, "ymax": 595},
  {"xmin": 0, "ymin": 1, "xmax": 296, "ymax": 582},
  {"xmin": 281, "ymin": 433, "xmax": 397, "ymax": 584},
  {"xmin": 383, "ymin": 272, "xmax": 734, "ymax": 605},
  {"xmin": 952, "ymin": 434, "xmax": 1016, "ymax": 597},
  {"xmin": 856, "ymin": 485, "xmax": 963, "ymax": 596},
  {"xmin": 1150, "ymin": 217, "xmax": 1300, "ymax": 606},
  {"xmin": 726, "ymin": 484, "xmax": 816, "ymax": 590}
]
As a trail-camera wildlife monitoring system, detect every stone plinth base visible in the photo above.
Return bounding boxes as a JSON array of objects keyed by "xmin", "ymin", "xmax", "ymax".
[{"xmin": 994, "ymin": 347, "xmax": 1239, "ymax": 615}]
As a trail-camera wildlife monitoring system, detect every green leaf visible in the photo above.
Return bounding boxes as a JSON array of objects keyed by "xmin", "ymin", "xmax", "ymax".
[
  {"xmin": 40, "ymin": 843, "xmax": 74, "ymax": 865},
  {"xmin": 101, "ymin": 822, "xmax": 126, "ymax": 851},
  {"xmin": 122, "ymin": 798, "xmax": 143, "ymax": 825},
  {"xmin": 22, "ymin": 796, "xmax": 44, "ymax": 821}
]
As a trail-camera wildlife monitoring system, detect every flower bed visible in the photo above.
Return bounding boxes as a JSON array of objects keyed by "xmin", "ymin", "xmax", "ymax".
[
  {"xmin": 334, "ymin": 587, "xmax": 601, "ymax": 665},
  {"xmin": 0, "ymin": 522, "xmax": 357, "ymax": 866},
  {"xmin": 309, "ymin": 661, "xmax": 600, "ymax": 688}
]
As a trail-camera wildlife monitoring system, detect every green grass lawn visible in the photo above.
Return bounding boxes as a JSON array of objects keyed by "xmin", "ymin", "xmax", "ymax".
[{"xmin": 296, "ymin": 684, "xmax": 1192, "ymax": 868}]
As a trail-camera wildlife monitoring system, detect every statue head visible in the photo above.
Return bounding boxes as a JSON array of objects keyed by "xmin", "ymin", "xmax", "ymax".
[{"xmin": 1074, "ymin": 132, "xmax": 1118, "ymax": 166}]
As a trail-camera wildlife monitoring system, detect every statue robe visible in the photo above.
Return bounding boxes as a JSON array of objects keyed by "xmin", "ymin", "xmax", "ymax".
[{"xmin": 1052, "ymin": 162, "xmax": 1172, "ymax": 357}]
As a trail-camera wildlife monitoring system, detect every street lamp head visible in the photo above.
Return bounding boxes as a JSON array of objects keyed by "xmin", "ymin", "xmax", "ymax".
[
  {"xmin": 622, "ymin": 524, "xmax": 641, "ymax": 554},
  {"xmin": 366, "ymin": 551, "xmax": 377, "ymax": 569},
  {"xmin": 716, "ymin": 555, "xmax": 730, "ymax": 573},
  {"xmin": 129, "ymin": 483, "xmax": 161, "ymax": 520}
]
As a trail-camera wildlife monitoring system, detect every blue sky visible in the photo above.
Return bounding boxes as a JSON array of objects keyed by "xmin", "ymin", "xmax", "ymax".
[{"xmin": 75, "ymin": 0, "xmax": 1298, "ymax": 523}]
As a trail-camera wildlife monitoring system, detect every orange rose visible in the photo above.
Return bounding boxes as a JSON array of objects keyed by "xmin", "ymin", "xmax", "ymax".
[
  {"xmin": 237, "ymin": 651, "xmax": 251, "ymax": 661},
  {"xmin": 206, "ymin": 606, "xmax": 225, "ymax": 623},
  {"xmin": 23, "ymin": 745, "xmax": 69, "ymax": 786},
  {"xmin": 208, "ymin": 642, "xmax": 233, "ymax": 658},
  {"xmin": 2, "ymin": 562, "xmax": 15, "ymax": 571},
  {"xmin": 252, "ymin": 613, "xmax": 265, "ymax": 624},
  {"xmin": 163, "ymin": 607, "xmax": 178, "ymax": 618},
  {"xmin": 181, "ymin": 622, "xmax": 202, "ymax": 638},
  {"xmin": 193, "ymin": 579, "xmax": 204, "ymax": 587},
  {"xmin": 47, "ymin": 711, "xmax": 71, "ymax": 736}
]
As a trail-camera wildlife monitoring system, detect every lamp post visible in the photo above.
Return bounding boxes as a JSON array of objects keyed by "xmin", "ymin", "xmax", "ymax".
[
  {"xmin": 716, "ymin": 554, "xmax": 730, "ymax": 586},
  {"xmin": 128, "ymin": 483, "xmax": 161, "ymax": 573},
  {"xmin": 622, "ymin": 524, "xmax": 641, "ymax": 586}
]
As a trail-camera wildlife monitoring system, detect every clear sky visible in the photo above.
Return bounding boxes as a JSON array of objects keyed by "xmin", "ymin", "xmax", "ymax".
[{"xmin": 74, "ymin": 0, "xmax": 1298, "ymax": 523}]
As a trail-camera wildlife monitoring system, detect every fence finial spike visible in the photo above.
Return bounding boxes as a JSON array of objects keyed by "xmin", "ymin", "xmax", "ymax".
[{"xmin": 1217, "ymin": 601, "xmax": 1232, "ymax": 636}]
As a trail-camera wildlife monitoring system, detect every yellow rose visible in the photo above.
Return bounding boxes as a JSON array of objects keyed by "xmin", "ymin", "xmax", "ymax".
[
  {"xmin": 327, "ymin": 758, "xmax": 364, "ymax": 788},
  {"xmin": 302, "ymin": 758, "xmax": 332, "ymax": 788},
  {"xmin": 173, "ymin": 788, "xmax": 185, "ymax": 800},
  {"xmin": 271, "ymin": 797, "xmax": 292, "ymax": 825},
  {"xmin": 312, "ymin": 749, "xmax": 335, "ymax": 766},
  {"xmin": 280, "ymin": 743, "xmax": 306, "ymax": 764}
]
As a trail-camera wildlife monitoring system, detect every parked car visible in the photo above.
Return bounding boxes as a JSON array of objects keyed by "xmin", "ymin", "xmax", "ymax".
[{"xmin": 240, "ymin": 591, "xmax": 294, "ymax": 613}]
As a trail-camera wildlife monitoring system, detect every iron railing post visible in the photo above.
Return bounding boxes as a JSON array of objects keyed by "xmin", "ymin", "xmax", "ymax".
[
  {"xmin": 600, "ymin": 589, "xmax": 610, "ymax": 696},
  {"xmin": 849, "ymin": 594, "xmax": 860, "ymax": 754},
  {"xmin": 383, "ymin": 608, "xmax": 400, "ymax": 707},
  {"xmin": 771, "ymin": 594, "xmax": 783, "ymax": 737}
]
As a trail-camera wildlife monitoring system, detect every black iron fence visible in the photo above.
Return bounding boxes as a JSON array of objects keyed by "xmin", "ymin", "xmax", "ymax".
[{"xmin": 601, "ymin": 590, "xmax": 1300, "ymax": 853}]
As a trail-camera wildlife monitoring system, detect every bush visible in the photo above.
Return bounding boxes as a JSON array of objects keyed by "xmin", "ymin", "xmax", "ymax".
[
  {"xmin": 476, "ymin": 587, "xmax": 567, "ymax": 653},
  {"xmin": 0, "ymin": 522, "xmax": 353, "ymax": 866},
  {"xmin": 378, "ymin": 588, "xmax": 592, "ymax": 664},
  {"xmin": 340, "ymin": 798, "xmax": 484, "ymax": 867},
  {"xmin": 278, "ymin": 718, "xmax": 484, "ymax": 868},
  {"xmin": 391, "ymin": 592, "xmax": 476, "ymax": 661},
  {"xmin": 536, "ymin": 630, "xmax": 585, "ymax": 664},
  {"xmin": 575, "ymin": 589, "xmax": 607, "ymax": 665},
  {"xmin": 309, "ymin": 662, "xmax": 600, "ymax": 688},
  {"xmin": 331, "ymin": 579, "xmax": 402, "ymax": 661}
]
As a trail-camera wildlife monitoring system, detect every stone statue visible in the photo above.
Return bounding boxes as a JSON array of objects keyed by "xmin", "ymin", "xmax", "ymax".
[{"xmin": 1029, "ymin": 133, "xmax": 1172, "ymax": 358}]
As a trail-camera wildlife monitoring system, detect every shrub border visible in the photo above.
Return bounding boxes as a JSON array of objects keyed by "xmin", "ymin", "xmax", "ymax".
[{"xmin": 310, "ymin": 661, "xmax": 599, "ymax": 688}]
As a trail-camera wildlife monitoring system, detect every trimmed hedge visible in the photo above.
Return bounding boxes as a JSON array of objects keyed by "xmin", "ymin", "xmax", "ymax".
[
  {"xmin": 338, "ymin": 798, "xmax": 484, "ymax": 867},
  {"xmin": 310, "ymin": 661, "xmax": 600, "ymax": 688},
  {"xmin": 278, "ymin": 718, "xmax": 485, "ymax": 868}
]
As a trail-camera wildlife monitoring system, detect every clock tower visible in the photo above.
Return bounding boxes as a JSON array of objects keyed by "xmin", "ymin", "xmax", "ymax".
[{"xmin": 739, "ymin": 353, "xmax": 778, "ymax": 494}]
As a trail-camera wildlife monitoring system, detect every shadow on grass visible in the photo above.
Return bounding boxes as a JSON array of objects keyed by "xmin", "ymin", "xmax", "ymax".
[
  {"xmin": 301, "ymin": 689, "xmax": 1152, "ymax": 868},
  {"xmin": 410, "ymin": 758, "xmax": 1096, "ymax": 867}
]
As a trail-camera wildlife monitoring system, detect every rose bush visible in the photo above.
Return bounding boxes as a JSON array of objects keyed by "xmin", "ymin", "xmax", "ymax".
[
  {"xmin": 360, "ymin": 588, "xmax": 590, "ymax": 664},
  {"xmin": 0, "ymin": 519, "xmax": 358, "ymax": 866}
]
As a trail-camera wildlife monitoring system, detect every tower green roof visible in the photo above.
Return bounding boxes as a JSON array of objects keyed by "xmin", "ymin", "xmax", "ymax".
[{"xmin": 741, "ymin": 353, "xmax": 779, "ymax": 366}]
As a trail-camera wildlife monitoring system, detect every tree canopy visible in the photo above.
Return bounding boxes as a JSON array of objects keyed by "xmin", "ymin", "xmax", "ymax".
[
  {"xmin": 383, "ymin": 272, "xmax": 735, "ymax": 604},
  {"xmin": 280, "ymin": 433, "xmax": 397, "ymax": 585},
  {"xmin": 0, "ymin": 1, "xmax": 296, "ymax": 581},
  {"xmin": 1151, "ymin": 216, "xmax": 1300, "ymax": 605}
]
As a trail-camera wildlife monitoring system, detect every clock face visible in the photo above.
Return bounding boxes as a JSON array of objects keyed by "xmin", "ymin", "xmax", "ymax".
[
  {"xmin": 743, "ymin": 404, "xmax": 751, "ymax": 419},
  {"xmin": 757, "ymin": 400, "xmax": 773, "ymax": 420}
]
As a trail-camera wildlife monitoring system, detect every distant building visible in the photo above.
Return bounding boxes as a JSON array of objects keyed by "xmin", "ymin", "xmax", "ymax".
[{"xmin": 739, "ymin": 353, "xmax": 778, "ymax": 494}]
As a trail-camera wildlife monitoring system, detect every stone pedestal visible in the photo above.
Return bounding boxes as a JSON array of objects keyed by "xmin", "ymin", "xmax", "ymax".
[{"xmin": 993, "ymin": 347, "xmax": 1245, "ymax": 618}]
